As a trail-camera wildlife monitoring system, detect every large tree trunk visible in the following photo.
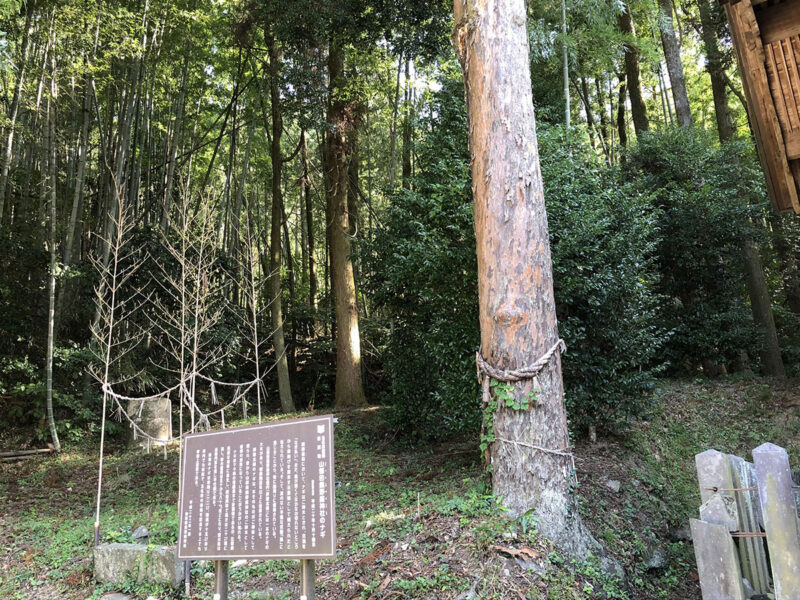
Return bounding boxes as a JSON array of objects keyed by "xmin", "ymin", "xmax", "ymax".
[
  {"xmin": 618, "ymin": 3, "xmax": 649, "ymax": 135},
  {"xmin": 743, "ymin": 239, "xmax": 785, "ymax": 378},
  {"xmin": 698, "ymin": 0, "xmax": 733, "ymax": 141},
  {"xmin": 327, "ymin": 39, "xmax": 366, "ymax": 408},
  {"xmin": 267, "ymin": 36, "xmax": 295, "ymax": 413},
  {"xmin": 657, "ymin": 0, "xmax": 692, "ymax": 127},
  {"xmin": 696, "ymin": 2, "xmax": 784, "ymax": 377},
  {"xmin": 453, "ymin": 0, "xmax": 602, "ymax": 560}
]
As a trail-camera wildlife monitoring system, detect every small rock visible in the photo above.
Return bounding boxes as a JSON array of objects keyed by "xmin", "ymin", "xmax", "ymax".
[
  {"xmin": 644, "ymin": 545, "xmax": 667, "ymax": 570},
  {"xmin": 204, "ymin": 571, "xmax": 215, "ymax": 579},
  {"xmin": 132, "ymin": 525, "xmax": 149, "ymax": 541},
  {"xmin": 604, "ymin": 480, "xmax": 621, "ymax": 493},
  {"xmin": 503, "ymin": 568, "xmax": 510, "ymax": 577},
  {"xmin": 100, "ymin": 594, "xmax": 132, "ymax": 600},
  {"xmin": 631, "ymin": 479, "xmax": 641, "ymax": 488}
]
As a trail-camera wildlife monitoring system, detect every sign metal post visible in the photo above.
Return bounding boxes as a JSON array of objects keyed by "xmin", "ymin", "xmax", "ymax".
[
  {"xmin": 213, "ymin": 559, "xmax": 229, "ymax": 600},
  {"xmin": 300, "ymin": 558, "xmax": 315, "ymax": 600}
]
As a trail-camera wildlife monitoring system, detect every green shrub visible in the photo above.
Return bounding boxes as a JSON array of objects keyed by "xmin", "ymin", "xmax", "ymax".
[
  {"xmin": 623, "ymin": 129, "xmax": 761, "ymax": 373},
  {"xmin": 538, "ymin": 126, "xmax": 667, "ymax": 430}
]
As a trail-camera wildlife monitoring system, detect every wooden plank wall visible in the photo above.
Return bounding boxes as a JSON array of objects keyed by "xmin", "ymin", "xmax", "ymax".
[{"xmin": 725, "ymin": 0, "xmax": 800, "ymax": 213}]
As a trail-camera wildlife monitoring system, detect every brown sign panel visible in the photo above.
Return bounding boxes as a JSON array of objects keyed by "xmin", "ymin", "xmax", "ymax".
[{"xmin": 177, "ymin": 414, "xmax": 335, "ymax": 560}]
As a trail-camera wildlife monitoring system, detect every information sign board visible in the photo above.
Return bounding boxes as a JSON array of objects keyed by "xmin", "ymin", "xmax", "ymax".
[{"xmin": 177, "ymin": 414, "xmax": 335, "ymax": 560}]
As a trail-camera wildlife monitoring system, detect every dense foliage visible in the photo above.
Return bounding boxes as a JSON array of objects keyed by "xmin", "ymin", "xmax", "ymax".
[
  {"xmin": 367, "ymin": 71, "xmax": 670, "ymax": 438},
  {"xmin": 624, "ymin": 130, "xmax": 764, "ymax": 373}
]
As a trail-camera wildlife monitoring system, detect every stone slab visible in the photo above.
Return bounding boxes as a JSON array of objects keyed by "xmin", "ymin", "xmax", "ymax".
[
  {"xmin": 690, "ymin": 519, "xmax": 746, "ymax": 600},
  {"xmin": 753, "ymin": 443, "xmax": 800, "ymax": 600},
  {"xmin": 127, "ymin": 398, "xmax": 172, "ymax": 446},
  {"xmin": 94, "ymin": 542, "xmax": 184, "ymax": 588}
]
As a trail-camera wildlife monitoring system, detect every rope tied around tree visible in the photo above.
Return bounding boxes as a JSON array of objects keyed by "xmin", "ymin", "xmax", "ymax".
[
  {"xmin": 476, "ymin": 339, "xmax": 575, "ymax": 464},
  {"xmin": 476, "ymin": 338, "xmax": 566, "ymax": 405}
]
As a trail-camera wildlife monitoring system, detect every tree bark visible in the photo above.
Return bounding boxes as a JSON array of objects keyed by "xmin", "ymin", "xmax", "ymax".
[
  {"xmin": 698, "ymin": 0, "xmax": 733, "ymax": 141},
  {"xmin": 327, "ymin": 39, "xmax": 366, "ymax": 408},
  {"xmin": 267, "ymin": 34, "xmax": 295, "ymax": 413},
  {"xmin": 453, "ymin": 0, "xmax": 601, "ymax": 559},
  {"xmin": 657, "ymin": 0, "xmax": 692, "ymax": 127},
  {"xmin": 742, "ymin": 239, "xmax": 785, "ymax": 378},
  {"xmin": 618, "ymin": 3, "xmax": 649, "ymax": 135}
]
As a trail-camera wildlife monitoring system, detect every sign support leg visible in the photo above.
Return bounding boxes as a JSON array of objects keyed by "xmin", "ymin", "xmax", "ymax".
[
  {"xmin": 213, "ymin": 559, "xmax": 229, "ymax": 600},
  {"xmin": 300, "ymin": 559, "xmax": 315, "ymax": 600},
  {"xmin": 184, "ymin": 560, "xmax": 190, "ymax": 597}
]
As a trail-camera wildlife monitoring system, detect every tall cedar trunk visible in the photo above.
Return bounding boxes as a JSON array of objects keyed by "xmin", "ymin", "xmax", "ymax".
[
  {"xmin": 697, "ymin": 1, "xmax": 784, "ymax": 377},
  {"xmin": 45, "ymin": 54, "xmax": 61, "ymax": 452},
  {"xmin": 657, "ymin": 0, "xmax": 692, "ymax": 127},
  {"xmin": 401, "ymin": 59, "xmax": 412, "ymax": 189},
  {"xmin": 618, "ymin": 4, "xmax": 649, "ymax": 135},
  {"xmin": 348, "ymin": 132, "xmax": 366, "ymax": 319},
  {"xmin": 327, "ymin": 40, "xmax": 366, "ymax": 408},
  {"xmin": 453, "ymin": 0, "xmax": 602, "ymax": 559},
  {"xmin": 743, "ymin": 239, "xmax": 785, "ymax": 377},
  {"xmin": 0, "ymin": 0, "xmax": 35, "ymax": 223},
  {"xmin": 267, "ymin": 36, "xmax": 295, "ymax": 412},
  {"xmin": 616, "ymin": 74, "xmax": 628, "ymax": 148},
  {"xmin": 302, "ymin": 130, "xmax": 317, "ymax": 319},
  {"xmin": 698, "ymin": 0, "xmax": 733, "ymax": 141}
]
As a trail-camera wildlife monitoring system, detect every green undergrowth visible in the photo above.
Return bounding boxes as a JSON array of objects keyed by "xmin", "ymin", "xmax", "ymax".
[{"xmin": 1, "ymin": 377, "xmax": 797, "ymax": 599}]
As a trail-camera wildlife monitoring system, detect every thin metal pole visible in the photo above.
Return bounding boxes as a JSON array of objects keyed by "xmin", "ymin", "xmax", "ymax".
[
  {"xmin": 300, "ymin": 559, "xmax": 315, "ymax": 600},
  {"xmin": 214, "ymin": 559, "xmax": 228, "ymax": 600}
]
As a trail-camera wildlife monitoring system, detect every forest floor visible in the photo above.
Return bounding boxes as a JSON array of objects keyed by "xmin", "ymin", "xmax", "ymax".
[{"xmin": 1, "ymin": 376, "xmax": 799, "ymax": 600}]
